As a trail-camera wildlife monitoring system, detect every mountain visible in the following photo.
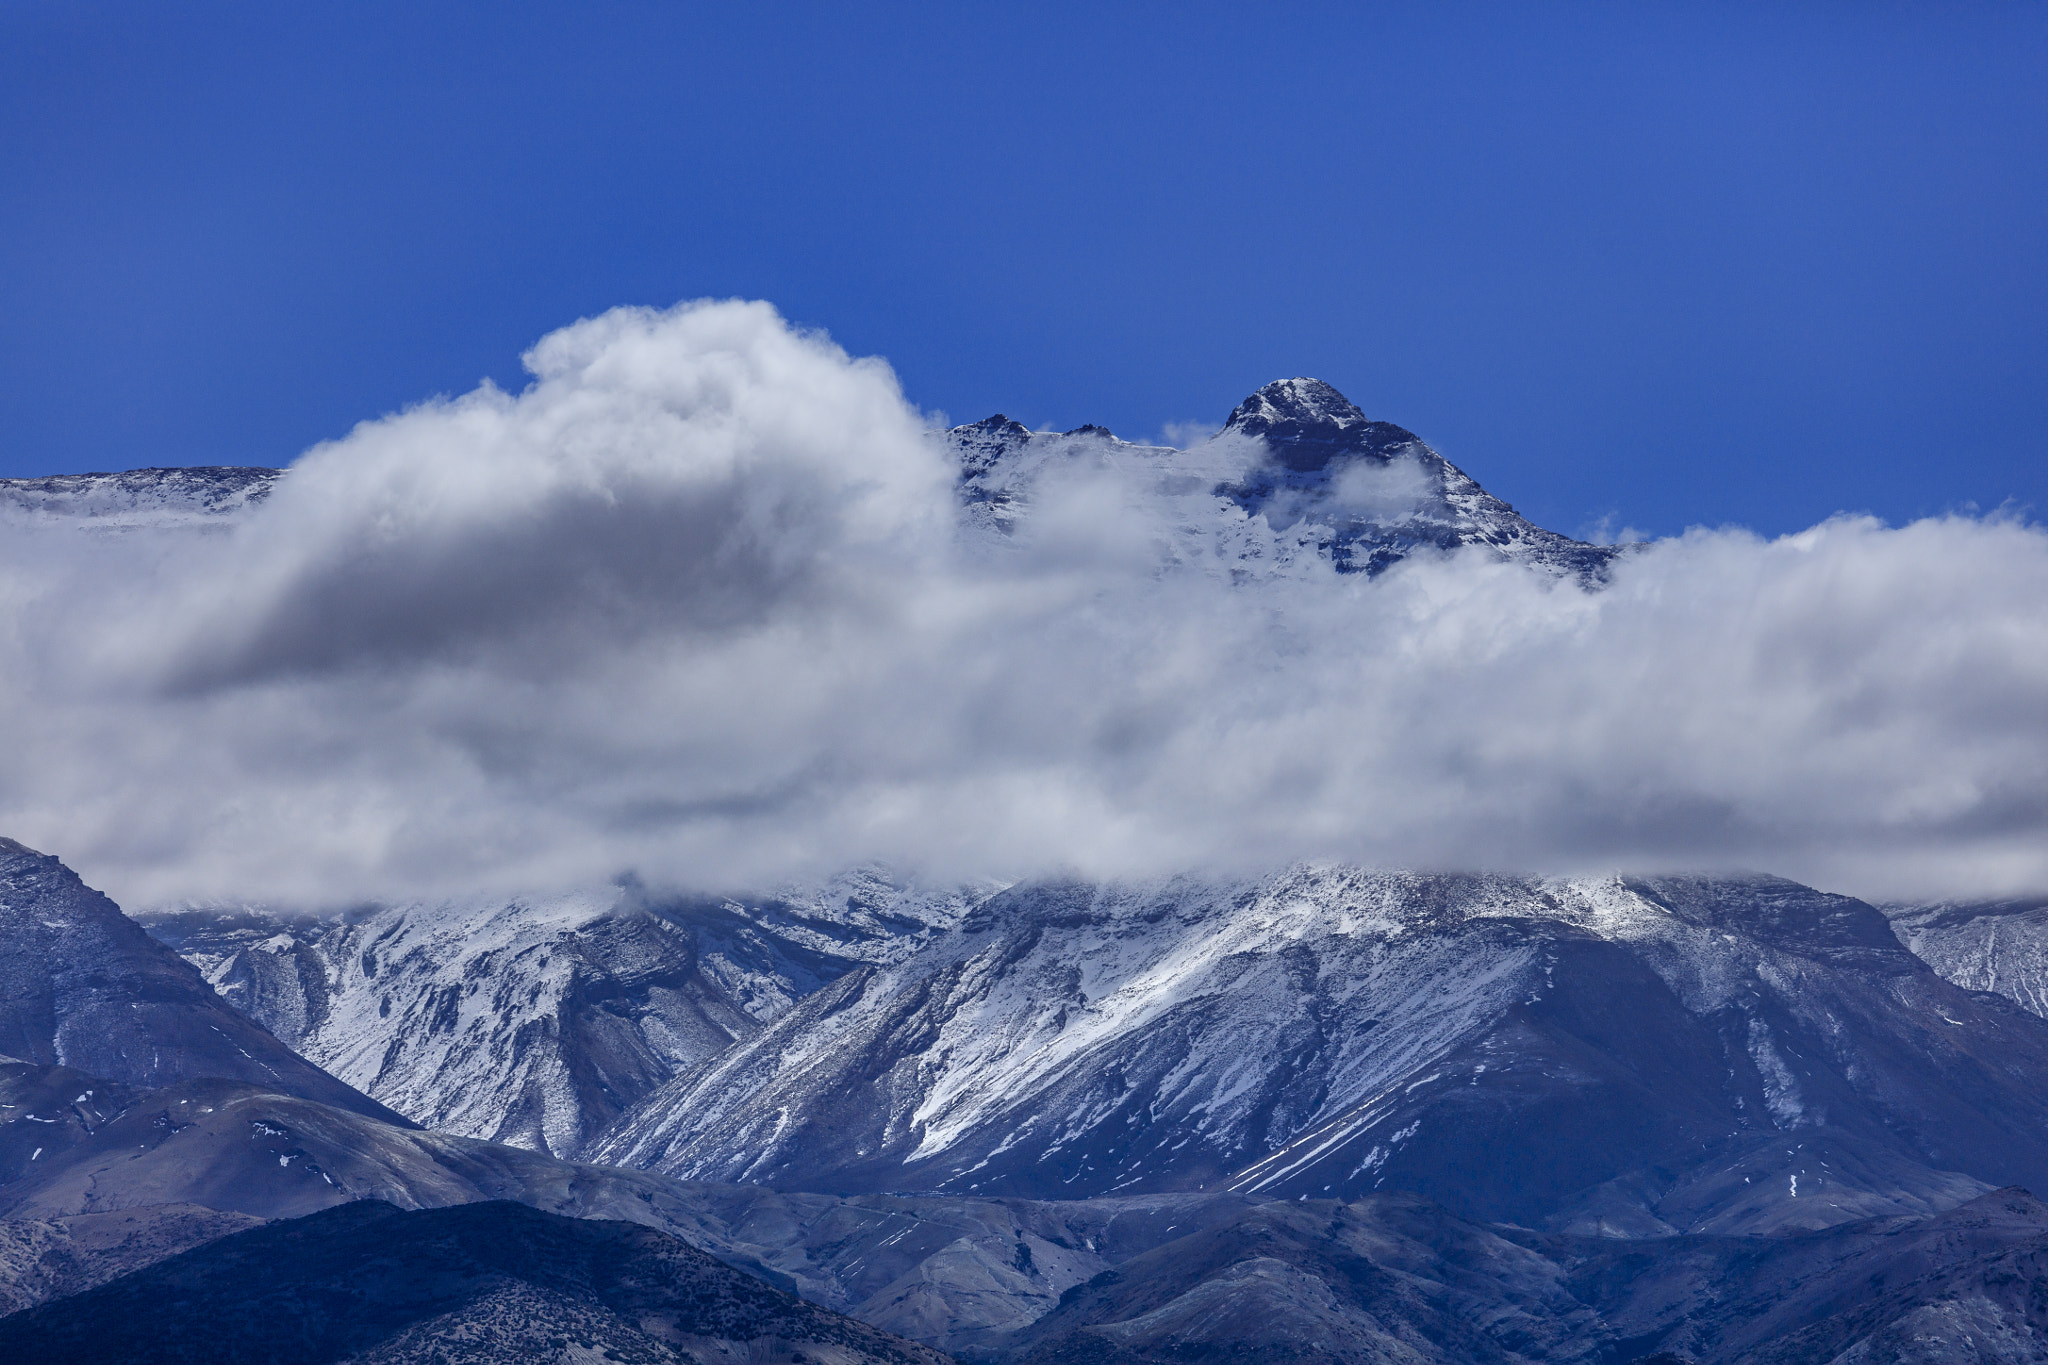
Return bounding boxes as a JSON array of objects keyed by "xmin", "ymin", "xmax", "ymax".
[
  {"xmin": 979, "ymin": 1185, "xmax": 2048, "ymax": 1365},
  {"xmin": 947, "ymin": 378, "xmax": 1624, "ymax": 580},
  {"xmin": 589, "ymin": 869, "xmax": 2044, "ymax": 1234},
  {"xmin": 0, "ymin": 839, "xmax": 400, "ymax": 1123},
  {"xmin": 0, "ymin": 1052, "xmax": 1263, "ymax": 1344},
  {"xmin": 0, "ymin": 466, "xmax": 277, "ymax": 527},
  {"xmin": 4, "ymin": 378, "xmax": 1618, "ymax": 585},
  {"xmin": 0, "ymin": 1198, "xmax": 956, "ymax": 1365},
  {"xmin": 0, "ymin": 1205, "xmax": 262, "ymax": 1317},
  {"xmin": 70, "ymin": 811, "xmax": 2048, "ymax": 1242},
  {"xmin": 135, "ymin": 870, "xmax": 989, "ymax": 1153},
  {"xmin": 1888, "ymin": 897, "xmax": 2048, "ymax": 1019},
  {"xmin": 10, "ymin": 1049, "xmax": 2048, "ymax": 1365}
]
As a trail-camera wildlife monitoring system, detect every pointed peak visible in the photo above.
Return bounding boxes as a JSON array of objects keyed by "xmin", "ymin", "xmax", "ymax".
[
  {"xmin": 1223, "ymin": 379, "xmax": 1420, "ymax": 473},
  {"xmin": 1062, "ymin": 423, "xmax": 1116, "ymax": 439},
  {"xmin": 1226, "ymin": 379, "xmax": 1366, "ymax": 433}
]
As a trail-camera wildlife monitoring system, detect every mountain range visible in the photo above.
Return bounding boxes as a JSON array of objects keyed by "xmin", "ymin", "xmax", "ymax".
[
  {"xmin": 1, "ymin": 378, "xmax": 1625, "ymax": 582},
  {"xmin": 5, "ymin": 380, "xmax": 2047, "ymax": 1362}
]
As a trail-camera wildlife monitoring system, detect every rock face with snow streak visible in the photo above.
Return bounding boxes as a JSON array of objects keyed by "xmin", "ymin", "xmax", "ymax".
[
  {"xmin": 0, "ymin": 839, "xmax": 398, "ymax": 1124},
  {"xmin": 589, "ymin": 869, "xmax": 2048, "ymax": 1232},
  {"xmin": 140, "ymin": 897, "xmax": 753, "ymax": 1156},
  {"xmin": 136, "ymin": 870, "xmax": 992, "ymax": 1155},
  {"xmin": 947, "ymin": 378, "xmax": 1626, "ymax": 581},
  {"xmin": 1889, "ymin": 898, "xmax": 2048, "ymax": 1019}
]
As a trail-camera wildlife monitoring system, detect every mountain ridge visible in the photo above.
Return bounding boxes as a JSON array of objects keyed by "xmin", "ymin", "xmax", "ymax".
[
  {"xmin": 0, "ymin": 838, "xmax": 402, "ymax": 1125},
  {"xmin": 2, "ymin": 377, "xmax": 1625, "ymax": 582}
]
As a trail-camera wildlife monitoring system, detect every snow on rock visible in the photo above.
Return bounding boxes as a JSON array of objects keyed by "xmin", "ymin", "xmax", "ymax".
[
  {"xmin": 1888, "ymin": 897, "xmax": 2048, "ymax": 1019},
  {"xmin": 6, "ymin": 380, "xmax": 1622, "ymax": 590},
  {"xmin": 135, "ymin": 869, "xmax": 994, "ymax": 1155},
  {"xmin": 0, "ymin": 467, "xmax": 278, "ymax": 528},
  {"xmin": 0, "ymin": 839, "xmax": 397, "ymax": 1123},
  {"xmin": 944, "ymin": 379, "xmax": 1629, "ymax": 583},
  {"xmin": 588, "ymin": 868, "xmax": 2048, "ymax": 1234}
]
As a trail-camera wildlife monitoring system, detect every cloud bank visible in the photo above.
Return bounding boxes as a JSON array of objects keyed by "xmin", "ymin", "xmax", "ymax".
[{"xmin": 3, "ymin": 300, "xmax": 2045, "ymax": 908}]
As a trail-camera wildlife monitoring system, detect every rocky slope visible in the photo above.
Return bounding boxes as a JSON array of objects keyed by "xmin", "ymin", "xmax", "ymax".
[
  {"xmin": 0, "ymin": 1057, "xmax": 699, "ymax": 1226},
  {"xmin": 0, "ymin": 1198, "xmax": 956, "ymax": 1365},
  {"xmin": 0, "ymin": 1054, "xmax": 1258, "ymax": 1343},
  {"xmin": 0, "ymin": 1204, "xmax": 262, "ymax": 1316},
  {"xmin": 981, "ymin": 1186, "xmax": 2048, "ymax": 1365},
  {"xmin": 135, "ymin": 870, "xmax": 989, "ymax": 1153},
  {"xmin": 9, "ymin": 1051, "xmax": 2048, "ymax": 1363},
  {"xmin": 590, "ymin": 869, "xmax": 2044, "ymax": 1235},
  {"xmin": 0, "ymin": 839, "xmax": 399, "ymax": 1122},
  {"xmin": 1889, "ymin": 897, "xmax": 2048, "ymax": 1020}
]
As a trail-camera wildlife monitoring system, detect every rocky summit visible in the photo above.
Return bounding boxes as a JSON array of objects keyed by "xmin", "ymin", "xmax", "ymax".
[{"xmin": 947, "ymin": 378, "xmax": 1627, "ymax": 579}]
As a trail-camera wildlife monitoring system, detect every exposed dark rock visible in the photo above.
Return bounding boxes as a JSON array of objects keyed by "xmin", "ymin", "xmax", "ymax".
[
  {"xmin": 0, "ymin": 840, "xmax": 401, "ymax": 1124},
  {"xmin": 0, "ymin": 1204, "xmax": 262, "ymax": 1315},
  {"xmin": 0, "ymin": 1198, "xmax": 955, "ymax": 1365}
]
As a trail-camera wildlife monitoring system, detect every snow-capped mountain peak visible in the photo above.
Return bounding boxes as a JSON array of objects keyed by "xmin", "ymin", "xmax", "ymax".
[
  {"xmin": 944, "ymin": 378, "xmax": 1626, "ymax": 580},
  {"xmin": 0, "ymin": 378, "xmax": 1628, "ymax": 586},
  {"xmin": 1221, "ymin": 378, "xmax": 1421, "ymax": 473}
]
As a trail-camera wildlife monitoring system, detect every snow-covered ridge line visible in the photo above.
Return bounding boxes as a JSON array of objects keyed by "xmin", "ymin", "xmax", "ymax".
[
  {"xmin": 5, "ymin": 378, "xmax": 1622, "ymax": 580},
  {"xmin": 134, "ymin": 866, "xmax": 998, "ymax": 1156},
  {"xmin": 0, "ymin": 465, "xmax": 279, "ymax": 526},
  {"xmin": 128, "ymin": 855, "xmax": 2048, "ymax": 1235},
  {"xmin": 575, "ymin": 863, "xmax": 2048, "ymax": 1239}
]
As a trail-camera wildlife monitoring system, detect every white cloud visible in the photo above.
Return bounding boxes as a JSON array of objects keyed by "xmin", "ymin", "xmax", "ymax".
[
  {"xmin": 1326, "ymin": 451, "xmax": 1438, "ymax": 522},
  {"xmin": 3, "ymin": 299, "xmax": 2046, "ymax": 908}
]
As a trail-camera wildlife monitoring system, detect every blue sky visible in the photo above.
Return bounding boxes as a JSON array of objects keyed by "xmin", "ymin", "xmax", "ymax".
[{"xmin": 3, "ymin": 0, "xmax": 2043, "ymax": 538}]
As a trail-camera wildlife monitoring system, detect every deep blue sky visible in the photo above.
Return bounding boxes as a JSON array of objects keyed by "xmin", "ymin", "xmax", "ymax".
[{"xmin": 3, "ymin": 1, "xmax": 2043, "ymax": 537}]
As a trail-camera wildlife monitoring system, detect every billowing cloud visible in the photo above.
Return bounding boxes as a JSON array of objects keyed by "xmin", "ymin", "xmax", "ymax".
[{"xmin": 3, "ymin": 300, "xmax": 2045, "ymax": 908}]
